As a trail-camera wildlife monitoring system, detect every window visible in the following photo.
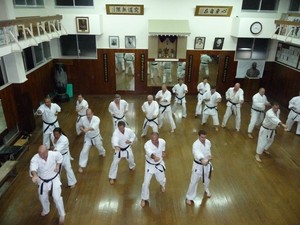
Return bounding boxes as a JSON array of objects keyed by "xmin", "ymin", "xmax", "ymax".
[
  {"xmin": 14, "ymin": 0, "xmax": 44, "ymax": 7},
  {"xmin": 22, "ymin": 41, "xmax": 52, "ymax": 72},
  {"xmin": 56, "ymin": 0, "xmax": 93, "ymax": 6},
  {"xmin": 242, "ymin": 0, "xmax": 278, "ymax": 11},
  {"xmin": 236, "ymin": 38, "xmax": 269, "ymax": 60},
  {"xmin": 289, "ymin": 0, "xmax": 300, "ymax": 11},
  {"xmin": 0, "ymin": 58, "xmax": 8, "ymax": 86},
  {"xmin": 60, "ymin": 35, "xmax": 96, "ymax": 58}
]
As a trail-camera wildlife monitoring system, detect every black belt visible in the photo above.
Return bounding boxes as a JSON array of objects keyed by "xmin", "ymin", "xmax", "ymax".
[
  {"xmin": 43, "ymin": 119, "xmax": 58, "ymax": 133},
  {"xmin": 146, "ymin": 160, "xmax": 165, "ymax": 172},
  {"xmin": 262, "ymin": 126, "xmax": 276, "ymax": 138},
  {"xmin": 193, "ymin": 160, "xmax": 212, "ymax": 183},
  {"xmin": 228, "ymin": 100, "xmax": 238, "ymax": 106},
  {"xmin": 62, "ymin": 152, "xmax": 68, "ymax": 156},
  {"xmin": 251, "ymin": 108, "xmax": 264, "ymax": 113},
  {"xmin": 175, "ymin": 95, "xmax": 185, "ymax": 105},
  {"xmin": 143, "ymin": 117, "xmax": 158, "ymax": 129},
  {"xmin": 113, "ymin": 115, "xmax": 128, "ymax": 126},
  {"xmin": 201, "ymin": 62, "xmax": 208, "ymax": 64},
  {"xmin": 118, "ymin": 145, "xmax": 130, "ymax": 158},
  {"xmin": 38, "ymin": 171, "xmax": 60, "ymax": 195},
  {"xmin": 159, "ymin": 104, "xmax": 170, "ymax": 114},
  {"xmin": 90, "ymin": 134, "xmax": 100, "ymax": 146},
  {"xmin": 228, "ymin": 100, "xmax": 238, "ymax": 115},
  {"xmin": 291, "ymin": 109, "xmax": 300, "ymax": 120},
  {"xmin": 77, "ymin": 114, "xmax": 85, "ymax": 123},
  {"xmin": 199, "ymin": 92, "xmax": 204, "ymax": 95},
  {"xmin": 204, "ymin": 104, "xmax": 217, "ymax": 112}
]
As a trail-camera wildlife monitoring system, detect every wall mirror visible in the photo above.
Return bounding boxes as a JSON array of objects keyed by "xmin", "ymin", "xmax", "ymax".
[
  {"xmin": 147, "ymin": 61, "xmax": 186, "ymax": 87},
  {"xmin": 198, "ymin": 54, "xmax": 219, "ymax": 87},
  {"xmin": 115, "ymin": 52, "xmax": 135, "ymax": 91},
  {"xmin": 0, "ymin": 99, "xmax": 7, "ymax": 134}
]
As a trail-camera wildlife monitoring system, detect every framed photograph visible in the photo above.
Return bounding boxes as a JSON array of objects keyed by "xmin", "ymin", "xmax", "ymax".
[
  {"xmin": 195, "ymin": 6, "xmax": 232, "ymax": 17},
  {"xmin": 213, "ymin": 37, "xmax": 224, "ymax": 50},
  {"xmin": 109, "ymin": 36, "xmax": 119, "ymax": 48},
  {"xmin": 125, "ymin": 36, "xmax": 136, "ymax": 49},
  {"xmin": 194, "ymin": 37, "xmax": 205, "ymax": 49},
  {"xmin": 76, "ymin": 17, "xmax": 89, "ymax": 33},
  {"xmin": 106, "ymin": 4, "xmax": 144, "ymax": 15}
]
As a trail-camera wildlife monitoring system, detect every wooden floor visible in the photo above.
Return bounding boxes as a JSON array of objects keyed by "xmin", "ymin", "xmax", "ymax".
[{"xmin": 0, "ymin": 95, "xmax": 300, "ymax": 225}]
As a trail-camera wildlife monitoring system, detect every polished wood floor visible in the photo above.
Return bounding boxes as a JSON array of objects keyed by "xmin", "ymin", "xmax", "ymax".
[{"xmin": 0, "ymin": 95, "xmax": 300, "ymax": 225}]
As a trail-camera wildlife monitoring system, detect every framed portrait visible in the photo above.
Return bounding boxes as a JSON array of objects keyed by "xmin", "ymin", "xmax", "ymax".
[
  {"xmin": 109, "ymin": 36, "xmax": 119, "ymax": 48},
  {"xmin": 213, "ymin": 37, "xmax": 224, "ymax": 50},
  {"xmin": 194, "ymin": 37, "xmax": 205, "ymax": 49},
  {"xmin": 125, "ymin": 36, "xmax": 136, "ymax": 49},
  {"xmin": 76, "ymin": 17, "xmax": 89, "ymax": 33}
]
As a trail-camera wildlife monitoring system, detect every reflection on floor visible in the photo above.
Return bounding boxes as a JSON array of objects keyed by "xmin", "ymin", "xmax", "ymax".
[{"xmin": 116, "ymin": 70, "xmax": 135, "ymax": 91}]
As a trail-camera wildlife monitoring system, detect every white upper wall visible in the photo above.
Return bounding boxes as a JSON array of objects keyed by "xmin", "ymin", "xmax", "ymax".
[{"xmin": 3, "ymin": 0, "xmax": 291, "ymax": 52}]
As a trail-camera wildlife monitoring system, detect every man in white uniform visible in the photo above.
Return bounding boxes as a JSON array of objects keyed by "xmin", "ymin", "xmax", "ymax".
[
  {"xmin": 285, "ymin": 91, "xmax": 300, "ymax": 135},
  {"xmin": 247, "ymin": 88, "xmax": 270, "ymax": 138},
  {"xmin": 36, "ymin": 97, "xmax": 61, "ymax": 149},
  {"xmin": 108, "ymin": 121, "xmax": 136, "ymax": 185},
  {"xmin": 140, "ymin": 132, "xmax": 166, "ymax": 208},
  {"xmin": 172, "ymin": 78, "xmax": 188, "ymax": 118},
  {"xmin": 108, "ymin": 94, "xmax": 129, "ymax": 130},
  {"xmin": 177, "ymin": 62, "xmax": 186, "ymax": 79},
  {"xmin": 124, "ymin": 53, "xmax": 135, "ymax": 75},
  {"xmin": 199, "ymin": 54, "xmax": 212, "ymax": 77},
  {"xmin": 50, "ymin": 127, "xmax": 77, "ymax": 188},
  {"xmin": 202, "ymin": 86, "xmax": 222, "ymax": 131},
  {"xmin": 186, "ymin": 130, "xmax": 213, "ymax": 205},
  {"xmin": 78, "ymin": 108, "xmax": 106, "ymax": 173},
  {"xmin": 115, "ymin": 53, "xmax": 125, "ymax": 72},
  {"xmin": 221, "ymin": 83, "xmax": 244, "ymax": 132},
  {"xmin": 150, "ymin": 61, "xmax": 159, "ymax": 79},
  {"xmin": 30, "ymin": 145, "xmax": 65, "ymax": 225},
  {"xmin": 195, "ymin": 77, "xmax": 211, "ymax": 118},
  {"xmin": 162, "ymin": 62, "xmax": 172, "ymax": 83},
  {"xmin": 155, "ymin": 84, "xmax": 176, "ymax": 132},
  {"xmin": 141, "ymin": 95, "xmax": 159, "ymax": 137},
  {"xmin": 255, "ymin": 102, "xmax": 287, "ymax": 162},
  {"xmin": 75, "ymin": 94, "xmax": 89, "ymax": 135}
]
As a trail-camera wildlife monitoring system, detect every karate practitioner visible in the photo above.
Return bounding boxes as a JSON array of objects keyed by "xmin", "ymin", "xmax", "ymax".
[
  {"xmin": 36, "ymin": 97, "xmax": 61, "ymax": 149},
  {"xmin": 155, "ymin": 84, "xmax": 176, "ymax": 133},
  {"xmin": 141, "ymin": 95, "xmax": 159, "ymax": 137},
  {"xmin": 199, "ymin": 54, "xmax": 212, "ymax": 77},
  {"xmin": 124, "ymin": 53, "xmax": 135, "ymax": 75},
  {"xmin": 186, "ymin": 130, "xmax": 213, "ymax": 205},
  {"xmin": 108, "ymin": 94, "xmax": 129, "ymax": 130},
  {"xmin": 285, "ymin": 91, "xmax": 300, "ymax": 135},
  {"xmin": 255, "ymin": 102, "xmax": 286, "ymax": 162},
  {"xmin": 221, "ymin": 83, "xmax": 244, "ymax": 132},
  {"xmin": 201, "ymin": 86, "xmax": 222, "ymax": 131},
  {"xmin": 115, "ymin": 53, "xmax": 125, "ymax": 72},
  {"xmin": 75, "ymin": 94, "xmax": 89, "ymax": 135},
  {"xmin": 172, "ymin": 78, "xmax": 188, "ymax": 118},
  {"xmin": 30, "ymin": 145, "xmax": 65, "ymax": 225},
  {"xmin": 162, "ymin": 62, "xmax": 172, "ymax": 83},
  {"xmin": 177, "ymin": 62, "xmax": 186, "ymax": 79},
  {"xmin": 247, "ymin": 88, "xmax": 270, "ymax": 138},
  {"xmin": 195, "ymin": 77, "xmax": 211, "ymax": 118},
  {"xmin": 78, "ymin": 108, "xmax": 106, "ymax": 173},
  {"xmin": 50, "ymin": 127, "xmax": 77, "ymax": 188},
  {"xmin": 140, "ymin": 132, "xmax": 166, "ymax": 208},
  {"xmin": 108, "ymin": 121, "xmax": 136, "ymax": 185}
]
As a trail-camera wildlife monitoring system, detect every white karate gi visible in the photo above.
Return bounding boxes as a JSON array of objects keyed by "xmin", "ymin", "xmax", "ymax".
[
  {"xmin": 115, "ymin": 53, "xmax": 125, "ymax": 72},
  {"xmin": 155, "ymin": 89, "xmax": 176, "ymax": 130},
  {"xmin": 199, "ymin": 54, "xmax": 212, "ymax": 76},
  {"xmin": 141, "ymin": 100, "xmax": 159, "ymax": 136},
  {"xmin": 247, "ymin": 93, "xmax": 269, "ymax": 133},
  {"xmin": 30, "ymin": 151, "xmax": 65, "ymax": 217},
  {"xmin": 202, "ymin": 91, "xmax": 222, "ymax": 125},
  {"xmin": 50, "ymin": 133, "xmax": 77, "ymax": 186},
  {"xmin": 75, "ymin": 99, "xmax": 89, "ymax": 135},
  {"xmin": 37, "ymin": 103, "xmax": 61, "ymax": 149},
  {"xmin": 141, "ymin": 138, "xmax": 166, "ymax": 201},
  {"xmin": 150, "ymin": 62, "xmax": 159, "ymax": 79},
  {"xmin": 162, "ymin": 62, "xmax": 172, "ymax": 83},
  {"xmin": 108, "ymin": 127, "xmax": 136, "ymax": 179},
  {"xmin": 286, "ymin": 95, "xmax": 300, "ymax": 135},
  {"xmin": 195, "ymin": 82, "xmax": 211, "ymax": 116},
  {"xmin": 78, "ymin": 115, "xmax": 106, "ymax": 168},
  {"xmin": 186, "ymin": 139, "xmax": 212, "ymax": 201},
  {"xmin": 256, "ymin": 108, "xmax": 281, "ymax": 154},
  {"xmin": 124, "ymin": 53, "xmax": 135, "ymax": 75},
  {"xmin": 172, "ymin": 83, "xmax": 188, "ymax": 117},
  {"xmin": 108, "ymin": 99, "xmax": 129, "ymax": 130},
  {"xmin": 177, "ymin": 62, "xmax": 186, "ymax": 78},
  {"xmin": 221, "ymin": 87, "xmax": 244, "ymax": 131}
]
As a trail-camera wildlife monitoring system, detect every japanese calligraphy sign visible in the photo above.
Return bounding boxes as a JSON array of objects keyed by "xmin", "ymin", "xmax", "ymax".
[
  {"xmin": 106, "ymin": 4, "xmax": 144, "ymax": 15},
  {"xmin": 195, "ymin": 6, "xmax": 232, "ymax": 17}
]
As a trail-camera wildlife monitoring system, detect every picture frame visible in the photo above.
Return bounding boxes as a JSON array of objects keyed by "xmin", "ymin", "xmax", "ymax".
[
  {"xmin": 195, "ymin": 6, "xmax": 232, "ymax": 17},
  {"xmin": 106, "ymin": 4, "xmax": 144, "ymax": 15},
  {"xmin": 109, "ymin": 36, "xmax": 119, "ymax": 48},
  {"xmin": 125, "ymin": 36, "xmax": 136, "ymax": 49},
  {"xmin": 213, "ymin": 37, "xmax": 225, "ymax": 50},
  {"xmin": 76, "ymin": 17, "xmax": 89, "ymax": 33},
  {"xmin": 194, "ymin": 37, "xmax": 206, "ymax": 49}
]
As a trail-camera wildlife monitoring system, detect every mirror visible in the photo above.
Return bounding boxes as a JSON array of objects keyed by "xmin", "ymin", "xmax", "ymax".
[
  {"xmin": 147, "ymin": 61, "xmax": 186, "ymax": 87},
  {"xmin": 115, "ymin": 53, "xmax": 135, "ymax": 91},
  {"xmin": 198, "ymin": 54, "xmax": 219, "ymax": 87},
  {"xmin": 0, "ymin": 99, "xmax": 7, "ymax": 134}
]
